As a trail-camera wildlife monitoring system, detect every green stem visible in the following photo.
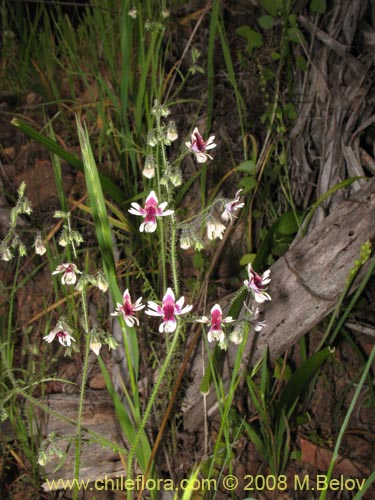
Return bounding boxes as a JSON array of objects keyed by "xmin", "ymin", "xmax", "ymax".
[
  {"xmin": 170, "ymin": 214, "xmax": 179, "ymax": 297},
  {"xmin": 126, "ymin": 325, "xmax": 181, "ymax": 499},
  {"xmin": 73, "ymin": 287, "xmax": 91, "ymax": 500},
  {"xmin": 155, "ymin": 114, "xmax": 167, "ymax": 292}
]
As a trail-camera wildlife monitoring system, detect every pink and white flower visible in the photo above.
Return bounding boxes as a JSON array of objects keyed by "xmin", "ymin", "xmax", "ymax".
[
  {"xmin": 185, "ymin": 127, "xmax": 216, "ymax": 163},
  {"xmin": 43, "ymin": 322, "xmax": 76, "ymax": 347},
  {"xmin": 128, "ymin": 190, "xmax": 174, "ymax": 233},
  {"xmin": 244, "ymin": 263, "xmax": 271, "ymax": 303},
  {"xmin": 111, "ymin": 289, "xmax": 145, "ymax": 327},
  {"xmin": 52, "ymin": 263, "xmax": 81, "ymax": 285},
  {"xmin": 196, "ymin": 303, "xmax": 235, "ymax": 343},
  {"xmin": 221, "ymin": 190, "xmax": 245, "ymax": 222},
  {"xmin": 145, "ymin": 287, "xmax": 193, "ymax": 333}
]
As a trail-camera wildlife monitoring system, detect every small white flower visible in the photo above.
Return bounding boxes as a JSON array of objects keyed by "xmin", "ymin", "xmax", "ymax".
[
  {"xmin": 43, "ymin": 321, "xmax": 76, "ymax": 347},
  {"xmin": 206, "ymin": 220, "xmax": 226, "ymax": 240},
  {"xmin": 230, "ymin": 323, "xmax": 245, "ymax": 344},
  {"xmin": 244, "ymin": 263, "xmax": 271, "ymax": 303},
  {"xmin": 196, "ymin": 304, "xmax": 235, "ymax": 343},
  {"xmin": 221, "ymin": 189, "xmax": 245, "ymax": 222},
  {"xmin": 0, "ymin": 246, "xmax": 12, "ymax": 261},
  {"xmin": 185, "ymin": 127, "xmax": 216, "ymax": 163},
  {"xmin": 180, "ymin": 232, "xmax": 192, "ymax": 250},
  {"xmin": 166, "ymin": 121, "xmax": 178, "ymax": 142},
  {"xmin": 128, "ymin": 7, "xmax": 137, "ymax": 18},
  {"xmin": 111, "ymin": 289, "xmax": 145, "ymax": 327},
  {"xmin": 129, "ymin": 191, "xmax": 174, "ymax": 233},
  {"xmin": 96, "ymin": 272, "xmax": 108, "ymax": 293},
  {"xmin": 89, "ymin": 340, "xmax": 102, "ymax": 356},
  {"xmin": 142, "ymin": 156, "xmax": 156, "ymax": 179},
  {"xmin": 52, "ymin": 263, "xmax": 82, "ymax": 285},
  {"xmin": 145, "ymin": 288, "xmax": 193, "ymax": 333},
  {"xmin": 34, "ymin": 232, "xmax": 47, "ymax": 255}
]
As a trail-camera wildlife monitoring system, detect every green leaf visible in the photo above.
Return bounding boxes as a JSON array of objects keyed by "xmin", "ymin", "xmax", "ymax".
[
  {"xmin": 310, "ymin": 0, "xmax": 327, "ymax": 13},
  {"xmin": 261, "ymin": 0, "xmax": 280, "ymax": 16},
  {"xmin": 258, "ymin": 15, "xmax": 274, "ymax": 30},
  {"xmin": 237, "ymin": 159, "xmax": 256, "ymax": 174},
  {"xmin": 253, "ymin": 210, "xmax": 301, "ymax": 270},
  {"xmin": 275, "ymin": 347, "xmax": 333, "ymax": 418},
  {"xmin": 287, "ymin": 26, "xmax": 303, "ymax": 44},
  {"xmin": 239, "ymin": 176, "xmax": 257, "ymax": 193},
  {"xmin": 193, "ymin": 252, "xmax": 204, "ymax": 269},
  {"xmin": 76, "ymin": 118, "xmax": 139, "ymax": 384},
  {"xmin": 236, "ymin": 26, "xmax": 263, "ymax": 53},
  {"xmin": 296, "ymin": 54, "xmax": 308, "ymax": 71},
  {"xmin": 240, "ymin": 253, "xmax": 256, "ymax": 266},
  {"xmin": 283, "ymin": 102, "xmax": 297, "ymax": 120}
]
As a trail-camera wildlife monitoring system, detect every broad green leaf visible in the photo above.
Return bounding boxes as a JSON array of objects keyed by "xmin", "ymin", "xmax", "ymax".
[
  {"xmin": 310, "ymin": 0, "xmax": 327, "ymax": 14},
  {"xmin": 296, "ymin": 54, "xmax": 308, "ymax": 71},
  {"xmin": 237, "ymin": 159, "xmax": 256, "ymax": 174},
  {"xmin": 261, "ymin": 0, "xmax": 281, "ymax": 16},
  {"xmin": 258, "ymin": 15, "xmax": 274, "ymax": 30},
  {"xmin": 275, "ymin": 347, "xmax": 333, "ymax": 418},
  {"xmin": 240, "ymin": 253, "xmax": 256, "ymax": 266},
  {"xmin": 283, "ymin": 102, "xmax": 297, "ymax": 120},
  {"xmin": 239, "ymin": 176, "xmax": 257, "ymax": 193},
  {"xmin": 236, "ymin": 26, "xmax": 263, "ymax": 53}
]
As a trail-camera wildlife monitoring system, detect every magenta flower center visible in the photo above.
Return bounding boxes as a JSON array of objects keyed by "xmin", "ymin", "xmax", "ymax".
[
  {"xmin": 211, "ymin": 309, "xmax": 222, "ymax": 330},
  {"xmin": 145, "ymin": 203, "xmax": 157, "ymax": 222},
  {"xmin": 253, "ymin": 273, "xmax": 264, "ymax": 289},
  {"xmin": 123, "ymin": 299, "xmax": 133, "ymax": 316},
  {"xmin": 57, "ymin": 331, "xmax": 67, "ymax": 339},
  {"xmin": 193, "ymin": 132, "xmax": 206, "ymax": 152},
  {"xmin": 162, "ymin": 302, "xmax": 176, "ymax": 321}
]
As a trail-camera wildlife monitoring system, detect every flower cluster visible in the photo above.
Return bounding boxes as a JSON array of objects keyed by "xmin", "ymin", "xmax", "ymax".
[
  {"xmin": 178, "ymin": 188, "xmax": 246, "ymax": 250},
  {"xmin": 0, "ymin": 181, "xmax": 33, "ymax": 261},
  {"xmin": 111, "ymin": 287, "xmax": 193, "ymax": 334},
  {"xmin": 44, "ymin": 114, "xmax": 272, "ymax": 354}
]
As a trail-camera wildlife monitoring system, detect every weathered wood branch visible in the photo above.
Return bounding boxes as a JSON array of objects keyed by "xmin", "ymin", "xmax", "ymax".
[
  {"xmin": 182, "ymin": 177, "xmax": 375, "ymax": 431},
  {"xmin": 37, "ymin": 392, "xmax": 126, "ymax": 491}
]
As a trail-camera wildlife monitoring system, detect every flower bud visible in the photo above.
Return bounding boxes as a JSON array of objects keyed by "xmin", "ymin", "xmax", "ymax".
[
  {"xmin": 18, "ymin": 241, "xmax": 27, "ymax": 257},
  {"xmin": 89, "ymin": 340, "xmax": 102, "ymax": 356},
  {"xmin": 34, "ymin": 232, "xmax": 47, "ymax": 255},
  {"xmin": 180, "ymin": 232, "xmax": 192, "ymax": 250},
  {"xmin": 96, "ymin": 272, "xmax": 108, "ymax": 292},
  {"xmin": 142, "ymin": 155, "xmax": 156, "ymax": 179},
  {"xmin": 170, "ymin": 168, "xmax": 182, "ymax": 187},
  {"xmin": 58, "ymin": 228, "xmax": 69, "ymax": 247},
  {"xmin": 147, "ymin": 131, "xmax": 157, "ymax": 147},
  {"xmin": 0, "ymin": 245, "xmax": 13, "ymax": 261},
  {"xmin": 166, "ymin": 121, "xmax": 178, "ymax": 142},
  {"xmin": 230, "ymin": 323, "xmax": 245, "ymax": 344}
]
